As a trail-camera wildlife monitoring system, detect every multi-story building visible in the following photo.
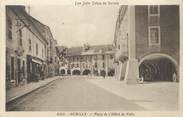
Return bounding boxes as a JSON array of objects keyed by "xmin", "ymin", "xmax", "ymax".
[
  {"xmin": 44, "ymin": 26, "xmax": 59, "ymax": 77},
  {"xmin": 58, "ymin": 45, "xmax": 115, "ymax": 77},
  {"xmin": 114, "ymin": 5, "xmax": 179, "ymax": 84},
  {"xmin": 6, "ymin": 6, "xmax": 58, "ymax": 89}
]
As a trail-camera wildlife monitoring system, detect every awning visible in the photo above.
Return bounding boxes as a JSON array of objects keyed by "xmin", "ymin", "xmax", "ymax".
[{"xmin": 32, "ymin": 58, "xmax": 42, "ymax": 64}]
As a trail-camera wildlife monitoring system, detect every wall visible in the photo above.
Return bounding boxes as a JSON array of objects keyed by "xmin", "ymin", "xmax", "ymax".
[
  {"xmin": 24, "ymin": 28, "xmax": 46, "ymax": 61},
  {"xmin": 6, "ymin": 8, "xmax": 19, "ymax": 83},
  {"xmin": 135, "ymin": 5, "xmax": 179, "ymax": 64}
]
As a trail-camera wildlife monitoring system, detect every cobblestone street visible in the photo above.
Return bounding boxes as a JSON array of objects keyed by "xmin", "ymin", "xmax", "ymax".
[{"xmin": 7, "ymin": 76, "xmax": 178, "ymax": 111}]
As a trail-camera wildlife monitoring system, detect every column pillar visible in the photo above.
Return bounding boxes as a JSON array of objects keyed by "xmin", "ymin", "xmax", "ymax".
[
  {"xmin": 105, "ymin": 55, "xmax": 108, "ymax": 77},
  {"xmin": 98, "ymin": 68, "xmax": 100, "ymax": 76},
  {"xmin": 125, "ymin": 6, "xmax": 139, "ymax": 84}
]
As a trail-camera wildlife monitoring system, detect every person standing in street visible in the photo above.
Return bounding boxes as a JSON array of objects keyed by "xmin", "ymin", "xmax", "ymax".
[{"xmin": 172, "ymin": 72, "xmax": 177, "ymax": 82}]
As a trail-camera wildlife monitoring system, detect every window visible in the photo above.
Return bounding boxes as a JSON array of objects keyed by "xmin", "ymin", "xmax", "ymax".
[
  {"xmin": 19, "ymin": 29, "xmax": 22, "ymax": 46},
  {"xmin": 22, "ymin": 60, "xmax": 25, "ymax": 76},
  {"xmin": 89, "ymin": 56, "xmax": 92, "ymax": 62},
  {"xmin": 29, "ymin": 39, "xmax": 31, "ymax": 51},
  {"xmin": 103, "ymin": 62, "xmax": 105, "ymax": 68},
  {"xmin": 71, "ymin": 64, "xmax": 74, "ymax": 68},
  {"xmin": 55, "ymin": 56, "xmax": 57, "ymax": 62},
  {"xmin": 102, "ymin": 55, "xmax": 105, "ymax": 60},
  {"xmin": 148, "ymin": 26, "xmax": 160, "ymax": 45},
  {"xmin": 10, "ymin": 56, "xmax": 15, "ymax": 80},
  {"xmin": 118, "ymin": 44, "xmax": 120, "ymax": 49},
  {"xmin": 7, "ymin": 18, "xmax": 12, "ymax": 39},
  {"xmin": 148, "ymin": 5, "xmax": 159, "ymax": 16},
  {"xmin": 74, "ymin": 57, "xmax": 76, "ymax": 62},
  {"xmin": 36, "ymin": 43, "xmax": 38, "ymax": 55},
  {"xmin": 94, "ymin": 55, "xmax": 97, "ymax": 60},
  {"xmin": 42, "ymin": 48, "xmax": 44, "ymax": 58},
  {"xmin": 94, "ymin": 62, "xmax": 97, "ymax": 68},
  {"xmin": 45, "ymin": 46, "xmax": 47, "ymax": 58},
  {"xmin": 110, "ymin": 55, "xmax": 113, "ymax": 59}
]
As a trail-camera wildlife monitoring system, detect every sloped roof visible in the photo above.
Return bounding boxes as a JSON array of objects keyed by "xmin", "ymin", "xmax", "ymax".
[
  {"xmin": 56, "ymin": 46, "xmax": 67, "ymax": 52},
  {"xmin": 29, "ymin": 16, "xmax": 47, "ymax": 38},
  {"xmin": 44, "ymin": 25, "xmax": 54, "ymax": 41},
  {"xmin": 67, "ymin": 47, "xmax": 83, "ymax": 56},
  {"xmin": 90, "ymin": 44, "xmax": 115, "ymax": 52},
  {"xmin": 66, "ymin": 44, "xmax": 115, "ymax": 56},
  {"xmin": 8, "ymin": 6, "xmax": 48, "ymax": 44}
]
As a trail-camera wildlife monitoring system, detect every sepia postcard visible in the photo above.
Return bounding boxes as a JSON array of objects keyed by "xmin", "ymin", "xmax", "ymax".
[{"xmin": 0, "ymin": 0, "xmax": 182, "ymax": 117}]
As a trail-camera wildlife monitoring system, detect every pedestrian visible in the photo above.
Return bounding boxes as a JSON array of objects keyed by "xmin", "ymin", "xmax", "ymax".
[
  {"xmin": 172, "ymin": 72, "xmax": 177, "ymax": 82},
  {"xmin": 139, "ymin": 76, "xmax": 144, "ymax": 84},
  {"xmin": 103, "ymin": 71, "xmax": 106, "ymax": 79}
]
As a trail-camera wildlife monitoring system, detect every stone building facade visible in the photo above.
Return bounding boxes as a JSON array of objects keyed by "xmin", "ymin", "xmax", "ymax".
[
  {"xmin": 6, "ymin": 6, "xmax": 59, "ymax": 89},
  {"xmin": 58, "ymin": 45, "xmax": 115, "ymax": 77},
  {"xmin": 114, "ymin": 5, "xmax": 179, "ymax": 84},
  {"xmin": 44, "ymin": 26, "xmax": 59, "ymax": 77}
]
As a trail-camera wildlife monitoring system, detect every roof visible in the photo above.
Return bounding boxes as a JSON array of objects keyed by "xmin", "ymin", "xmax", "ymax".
[
  {"xmin": 113, "ymin": 6, "xmax": 128, "ymax": 45},
  {"xmin": 29, "ymin": 16, "xmax": 47, "ymax": 39},
  {"xmin": 8, "ymin": 6, "xmax": 48, "ymax": 44},
  {"xmin": 67, "ymin": 47, "xmax": 83, "ymax": 56},
  {"xmin": 90, "ymin": 44, "xmax": 115, "ymax": 52},
  {"xmin": 44, "ymin": 25, "xmax": 55, "ymax": 42},
  {"xmin": 66, "ymin": 44, "xmax": 115, "ymax": 56},
  {"xmin": 56, "ymin": 46, "xmax": 67, "ymax": 52}
]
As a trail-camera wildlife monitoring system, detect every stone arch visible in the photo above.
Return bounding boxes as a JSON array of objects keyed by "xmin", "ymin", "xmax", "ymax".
[
  {"xmin": 108, "ymin": 69, "xmax": 115, "ymax": 76},
  {"xmin": 139, "ymin": 53, "xmax": 178, "ymax": 82},
  {"xmin": 139, "ymin": 53, "xmax": 178, "ymax": 67},
  {"xmin": 100, "ymin": 70, "xmax": 106, "ymax": 77},
  {"xmin": 59, "ymin": 67, "xmax": 67, "ymax": 76},
  {"xmin": 72, "ymin": 69, "xmax": 81, "ymax": 75},
  {"xmin": 82, "ymin": 69, "xmax": 91, "ymax": 75}
]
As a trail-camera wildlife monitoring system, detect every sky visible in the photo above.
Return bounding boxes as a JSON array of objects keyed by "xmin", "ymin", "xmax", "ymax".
[{"xmin": 30, "ymin": 6, "xmax": 119, "ymax": 47}]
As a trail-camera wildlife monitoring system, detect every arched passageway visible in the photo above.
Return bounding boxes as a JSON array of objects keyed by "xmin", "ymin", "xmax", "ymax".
[
  {"xmin": 82, "ymin": 69, "xmax": 91, "ymax": 75},
  {"xmin": 72, "ymin": 69, "xmax": 81, "ymax": 75},
  {"xmin": 139, "ymin": 54, "xmax": 178, "ymax": 82},
  {"xmin": 60, "ymin": 69, "xmax": 66, "ymax": 75},
  {"xmin": 108, "ymin": 69, "xmax": 115, "ymax": 76},
  {"xmin": 100, "ymin": 70, "xmax": 106, "ymax": 77}
]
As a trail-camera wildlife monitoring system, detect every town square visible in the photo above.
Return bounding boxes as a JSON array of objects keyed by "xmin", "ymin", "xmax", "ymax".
[{"xmin": 5, "ymin": 5, "xmax": 179, "ymax": 111}]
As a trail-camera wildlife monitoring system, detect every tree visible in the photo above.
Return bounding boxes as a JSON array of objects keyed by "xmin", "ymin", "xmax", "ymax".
[
  {"xmin": 83, "ymin": 43, "xmax": 90, "ymax": 51},
  {"xmin": 56, "ymin": 46, "xmax": 67, "ymax": 59},
  {"xmin": 56, "ymin": 46, "xmax": 68, "ymax": 67}
]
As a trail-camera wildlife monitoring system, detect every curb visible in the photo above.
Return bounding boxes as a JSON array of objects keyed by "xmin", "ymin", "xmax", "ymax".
[{"xmin": 6, "ymin": 77, "xmax": 60, "ymax": 104}]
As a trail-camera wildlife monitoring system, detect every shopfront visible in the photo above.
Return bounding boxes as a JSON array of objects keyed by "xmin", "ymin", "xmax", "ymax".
[{"xmin": 27, "ymin": 55, "xmax": 45, "ymax": 82}]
